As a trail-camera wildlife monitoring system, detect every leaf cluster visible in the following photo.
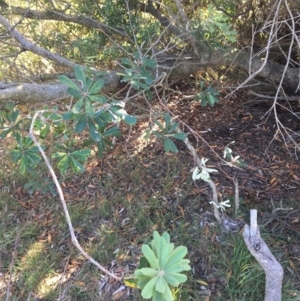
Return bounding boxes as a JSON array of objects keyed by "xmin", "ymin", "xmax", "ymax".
[
  {"xmin": 152, "ymin": 113, "xmax": 187, "ymax": 153},
  {"xmin": 119, "ymin": 51, "xmax": 156, "ymax": 94},
  {"xmin": 194, "ymin": 81, "xmax": 220, "ymax": 106},
  {"xmin": 134, "ymin": 231, "xmax": 191, "ymax": 301}
]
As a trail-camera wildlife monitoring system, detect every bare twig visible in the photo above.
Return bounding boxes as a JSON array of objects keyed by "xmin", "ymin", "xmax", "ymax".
[
  {"xmin": 177, "ymin": 129, "xmax": 221, "ymax": 223},
  {"xmin": 28, "ymin": 110, "xmax": 122, "ymax": 282},
  {"xmin": 233, "ymin": 178, "xmax": 239, "ymax": 217}
]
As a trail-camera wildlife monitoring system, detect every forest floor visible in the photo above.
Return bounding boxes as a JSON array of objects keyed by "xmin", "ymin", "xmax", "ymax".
[{"xmin": 0, "ymin": 84, "xmax": 300, "ymax": 300}]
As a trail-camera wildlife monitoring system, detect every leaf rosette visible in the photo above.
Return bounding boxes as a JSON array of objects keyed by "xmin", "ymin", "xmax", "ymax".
[{"xmin": 134, "ymin": 231, "xmax": 191, "ymax": 301}]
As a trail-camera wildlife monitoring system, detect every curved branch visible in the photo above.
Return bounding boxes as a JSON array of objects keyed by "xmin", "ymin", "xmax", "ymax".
[
  {"xmin": 0, "ymin": 13, "xmax": 78, "ymax": 69},
  {"xmin": 7, "ymin": 5, "xmax": 127, "ymax": 38},
  {"xmin": 138, "ymin": 1, "xmax": 195, "ymax": 44}
]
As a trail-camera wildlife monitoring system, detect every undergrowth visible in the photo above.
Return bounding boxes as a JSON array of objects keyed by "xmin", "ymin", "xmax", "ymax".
[{"xmin": 0, "ymin": 148, "xmax": 299, "ymax": 300}]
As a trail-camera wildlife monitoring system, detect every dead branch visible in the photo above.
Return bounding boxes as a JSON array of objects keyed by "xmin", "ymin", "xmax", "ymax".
[
  {"xmin": 28, "ymin": 110, "xmax": 122, "ymax": 282},
  {"xmin": 0, "ymin": 14, "xmax": 78, "ymax": 69},
  {"xmin": 243, "ymin": 209, "xmax": 284, "ymax": 301}
]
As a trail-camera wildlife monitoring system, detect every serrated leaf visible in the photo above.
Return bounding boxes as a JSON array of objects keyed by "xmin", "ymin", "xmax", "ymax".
[{"xmin": 71, "ymin": 149, "xmax": 91, "ymax": 160}]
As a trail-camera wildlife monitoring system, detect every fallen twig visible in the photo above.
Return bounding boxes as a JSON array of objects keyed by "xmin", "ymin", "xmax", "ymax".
[{"xmin": 29, "ymin": 111, "xmax": 122, "ymax": 282}]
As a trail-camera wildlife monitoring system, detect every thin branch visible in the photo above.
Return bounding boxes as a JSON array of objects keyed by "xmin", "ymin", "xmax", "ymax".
[
  {"xmin": 28, "ymin": 110, "xmax": 122, "ymax": 282},
  {"xmin": 0, "ymin": 14, "xmax": 78, "ymax": 69}
]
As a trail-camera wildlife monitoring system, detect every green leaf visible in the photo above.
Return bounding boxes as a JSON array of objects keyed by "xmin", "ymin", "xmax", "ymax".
[
  {"xmin": 89, "ymin": 79, "xmax": 104, "ymax": 94},
  {"xmin": 167, "ymin": 122, "xmax": 178, "ymax": 134},
  {"xmin": 138, "ymin": 268, "xmax": 158, "ymax": 277},
  {"xmin": 164, "ymin": 272, "xmax": 187, "ymax": 285},
  {"xmin": 154, "ymin": 120, "xmax": 164, "ymax": 131},
  {"xmin": 10, "ymin": 150, "xmax": 22, "ymax": 162},
  {"xmin": 172, "ymin": 132, "xmax": 187, "ymax": 140},
  {"xmin": 162, "ymin": 232, "xmax": 170, "ymax": 244},
  {"xmin": 97, "ymin": 139, "xmax": 105, "ymax": 158},
  {"xmin": 143, "ymin": 58, "xmax": 156, "ymax": 68},
  {"xmin": 162, "ymin": 283, "xmax": 174, "ymax": 301},
  {"xmin": 52, "ymin": 151, "xmax": 67, "ymax": 159},
  {"xmin": 57, "ymin": 154, "xmax": 69, "ymax": 175},
  {"xmin": 67, "ymin": 87, "xmax": 82, "ymax": 99},
  {"xmin": 153, "ymin": 291, "xmax": 165, "ymax": 301},
  {"xmin": 62, "ymin": 111, "xmax": 74, "ymax": 121},
  {"xmin": 88, "ymin": 119, "xmax": 101, "ymax": 141},
  {"xmin": 122, "ymin": 114, "xmax": 136, "ymax": 125},
  {"xmin": 72, "ymin": 97, "xmax": 84, "ymax": 114},
  {"xmin": 85, "ymin": 99, "xmax": 95, "ymax": 117},
  {"xmin": 123, "ymin": 277, "xmax": 139, "ymax": 289},
  {"xmin": 141, "ymin": 275, "xmax": 158, "ymax": 299},
  {"xmin": 75, "ymin": 114, "xmax": 87, "ymax": 133},
  {"xmin": 0, "ymin": 128, "xmax": 11, "ymax": 138},
  {"xmin": 138, "ymin": 256, "xmax": 151, "ymax": 269},
  {"xmin": 164, "ymin": 138, "xmax": 178, "ymax": 153},
  {"xmin": 11, "ymin": 110, "xmax": 20, "ymax": 122},
  {"xmin": 20, "ymin": 156, "xmax": 30, "ymax": 174},
  {"xmin": 164, "ymin": 246, "xmax": 188, "ymax": 269},
  {"xmin": 71, "ymin": 149, "xmax": 91, "ymax": 160},
  {"xmin": 59, "ymin": 75, "xmax": 81, "ymax": 91},
  {"xmin": 69, "ymin": 156, "xmax": 85, "ymax": 173},
  {"xmin": 103, "ymin": 126, "xmax": 120, "ymax": 137},
  {"xmin": 155, "ymin": 275, "xmax": 167, "ymax": 293},
  {"xmin": 25, "ymin": 152, "xmax": 41, "ymax": 165},
  {"xmin": 74, "ymin": 66, "xmax": 86, "ymax": 87},
  {"xmin": 142, "ymin": 245, "xmax": 160, "ymax": 269},
  {"xmin": 164, "ymin": 113, "xmax": 171, "ymax": 130},
  {"xmin": 120, "ymin": 57, "xmax": 132, "ymax": 67}
]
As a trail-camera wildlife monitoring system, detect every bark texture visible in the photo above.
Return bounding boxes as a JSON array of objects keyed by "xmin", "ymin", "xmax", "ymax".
[{"xmin": 243, "ymin": 210, "xmax": 283, "ymax": 301}]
